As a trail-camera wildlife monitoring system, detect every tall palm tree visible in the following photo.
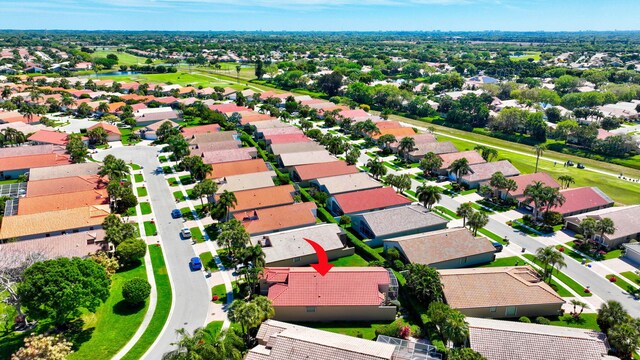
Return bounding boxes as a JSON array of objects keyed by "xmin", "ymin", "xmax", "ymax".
[
  {"xmin": 98, "ymin": 158, "xmax": 130, "ymax": 181},
  {"xmin": 542, "ymin": 187, "xmax": 566, "ymax": 216},
  {"xmin": 467, "ymin": 211, "xmax": 489, "ymax": 236},
  {"xmin": 217, "ymin": 190, "xmax": 237, "ymax": 221},
  {"xmin": 442, "ymin": 310, "xmax": 469, "ymax": 348},
  {"xmin": 569, "ymin": 299, "xmax": 587, "ymax": 319},
  {"xmin": 1, "ymin": 86, "xmax": 11, "ymax": 100},
  {"xmin": 228, "ymin": 300, "xmax": 260, "ymax": 335},
  {"xmin": 456, "ymin": 202, "xmax": 474, "ymax": 227},
  {"xmin": 523, "ymin": 181, "xmax": 546, "ymax": 219},
  {"xmin": 397, "ymin": 136, "xmax": 416, "ymax": 158},
  {"xmin": 161, "ymin": 327, "xmax": 243, "ymax": 360},
  {"xmin": 97, "ymin": 102, "xmax": 110, "ymax": 113},
  {"xmin": 595, "ymin": 218, "xmax": 616, "ymax": 244},
  {"xmin": 597, "ymin": 300, "xmax": 629, "ymax": 334},
  {"xmin": 580, "ymin": 217, "xmax": 598, "ymax": 239},
  {"xmin": 416, "ymin": 185, "xmax": 442, "ymax": 210},
  {"xmin": 449, "ymin": 157, "xmax": 471, "ymax": 184},
  {"xmin": 533, "ymin": 144, "xmax": 546, "ymax": 173},
  {"xmin": 558, "ymin": 175, "xmax": 575, "ymax": 189},
  {"xmin": 366, "ymin": 157, "xmax": 387, "ymax": 180},
  {"xmin": 535, "ymin": 246, "xmax": 566, "ymax": 284}
]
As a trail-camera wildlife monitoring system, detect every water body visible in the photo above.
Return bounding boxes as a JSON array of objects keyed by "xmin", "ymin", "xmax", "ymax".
[{"xmin": 89, "ymin": 71, "xmax": 143, "ymax": 77}]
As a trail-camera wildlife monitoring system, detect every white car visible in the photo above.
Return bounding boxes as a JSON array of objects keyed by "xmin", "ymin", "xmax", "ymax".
[{"xmin": 181, "ymin": 228, "xmax": 192, "ymax": 239}]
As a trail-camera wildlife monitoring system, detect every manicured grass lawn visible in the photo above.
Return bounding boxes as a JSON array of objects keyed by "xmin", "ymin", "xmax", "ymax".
[
  {"xmin": 605, "ymin": 274, "xmax": 636, "ymax": 292},
  {"xmin": 523, "ymin": 254, "xmax": 591, "ymax": 296},
  {"xmin": 190, "ymin": 227, "xmax": 204, "ymax": 243},
  {"xmin": 292, "ymin": 321, "xmax": 392, "ymax": 341},
  {"xmin": 179, "ymin": 175, "xmax": 194, "ymax": 185},
  {"xmin": 510, "ymin": 51, "xmax": 542, "ymax": 62},
  {"xmin": 548, "ymin": 313, "xmax": 600, "ymax": 331},
  {"xmin": 134, "ymin": 174, "xmax": 144, "ymax": 183},
  {"xmin": 180, "ymin": 205, "xmax": 204, "ymax": 221},
  {"xmin": 120, "ymin": 127, "xmax": 141, "ymax": 146},
  {"xmin": 158, "ymin": 156, "xmax": 168, "ymax": 163},
  {"xmin": 556, "ymin": 242, "xmax": 590, "ymax": 263},
  {"xmin": 621, "ymin": 271, "xmax": 640, "ymax": 285},
  {"xmin": 199, "ymin": 251, "xmax": 219, "ymax": 271},
  {"xmin": 168, "ymin": 178, "xmax": 179, "ymax": 187},
  {"xmin": 329, "ymin": 253, "xmax": 369, "ymax": 267},
  {"xmin": 68, "ymin": 263, "xmax": 148, "ymax": 360},
  {"xmin": 91, "ymin": 51, "xmax": 160, "ymax": 66},
  {"xmin": 481, "ymin": 256, "xmax": 522, "ymax": 267},
  {"xmin": 101, "ymin": 71, "xmax": 235, "ymax": 88},
  {"xmin": 211, "ymin": 281, "xmax": 238, "ymax": 304},
  {"xmin": 143, "ymin": 221, "xmax": 157, "ymax": 236},
  {"xmin": 129, "ymin": 163, "xmax": 142, "ymax": 170},
  {"xmin": 470, "ymin": 202, "xmax": 494, "ymax": 214},
  {"xmin": 510, "ymin": 220, "xmax": 540, "ymax": 237},
  {"xmin": 140, "ymin": 202, "xmax": 152, "ymax": 215},
  {"xmin": 603, "ymin": 249, "xmax": 623, "ymax": 260},
  {"xmin": 136, "ymin": 187, "xmax": 148, "ymax": 197},
  {"xmin": 172, "ymin": 190, "xmax": 185, "ymax": 200},
  {"xmin": 125, "ymin": 206, "xmax": 137, "ymax": 217},
  {"xmin": 478, "ymin": 228, "xmax": 508, "ymax": 244},
  {"xmin": 162, "ymin": 166, "xmax": 174, "ymax": 174},
  {"xmin": 121, "ymin": 246, "xmax": 172, "ymax": 360},
  {"xmin": 204, "ymin": 321, "xmax": 224, "ymax": 336},
  {"xmin": 434, "ymin": 205, "xmax": 460, "ymax": 219}
]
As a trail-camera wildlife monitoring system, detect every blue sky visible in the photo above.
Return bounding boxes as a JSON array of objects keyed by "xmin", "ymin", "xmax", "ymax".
[{"xmin": 2, "ymin": 0, "xmax": 639, "ymax": 31}]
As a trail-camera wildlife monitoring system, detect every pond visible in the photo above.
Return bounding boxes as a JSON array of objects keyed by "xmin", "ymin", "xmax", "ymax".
[{"xmin": 89, "ymin": 71, "xmax": 143, "ymax": 77}]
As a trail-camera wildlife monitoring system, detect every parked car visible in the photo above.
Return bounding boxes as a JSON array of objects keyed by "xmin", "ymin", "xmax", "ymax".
[
  {"xmin": 171, "ymin": 209, "xmax": 182, "ymax": 218},
  {"xmin": 156, "ymin": 166, "xmax": 163, "ymax": 174},
  {"xmin": 189, "ymin": 257, "xmax": 202, "ymax": 271},
  {"xmin": 492, "ymin": 242, "xmax": 504, "ymax": 252},
  {"xmin": 181, "ymin": 227, "xmax": 192, "ymax": 239},
  {"xmin": 577, "ymin": 163, "xmax": 585, "ymax": 169}
]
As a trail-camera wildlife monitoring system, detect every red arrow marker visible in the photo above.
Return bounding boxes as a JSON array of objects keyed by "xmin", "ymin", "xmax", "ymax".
[{"xmin": 304, "ymin": 238, "xmax": 334, "ymax": 276}]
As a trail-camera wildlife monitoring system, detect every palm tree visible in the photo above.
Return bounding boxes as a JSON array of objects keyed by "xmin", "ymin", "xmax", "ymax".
[
  {"xmin": 98, "ymin": 157, "xmax": 130, "ymax": 181},
  {"xmin": 504, "ymin": 179, "xmax": 518, "ymax": 199},
  {"xmin": 161, "ymin": 327, "xmax": 243, "ymax": 360},
  {"xmin": 1, "ymin": 86, "xmax": 11, "ymax": 100},
  {"xmin": 97, "ymin": 102, "xmax": 110, "ymax": 113},
  {"xmin": 535, "ymin": 246, "xmax": 566, "ymax": 284},
  {"xmin": 456, "ymin": 202, "xmax": 474, "ymax": 227},
  {"xmin": 569, "ymin": 299, "xmax": 587, "ymax": 319},
  {"xmin": 217, "ymin": 190, "xmax": 237, "ymax": 221},
  {"xmin": 607, "ymin": 321, "xmax": 640, "ymax": 357},
  {"xmin": 253, "ymin": 296, "xmax": 275, "ymax": 322},
  {"xmin": 442, "ymin": 310, "xmax": 469, "ymax": 348},
  {"xmin": 541, "ymin": 187, "xmax": 566, "ymax": 216},
  {"xmin": 397, "ymin": 136, "xmax": 416, "ymax": 158},
  {"xmin": 523, "ymin": 181, "xmax": 546, "ymax": 219},
  {"xmin": 467, "ymin": 211, "xmax": 489, "ymax": 236},
  {"xmin": 377, "ymin": 134, "xmax": 396, "ymax": 153},
  {"xmin": 449, "ymin": 157, "xmax": 471, "ymax": 184},
  {"xmin": 416, "ymin": 185, "xmax": 442, "ymax": 210},
  {"xmin": 228, "ymin": 300, "xmax": 261, "ymax": 335},
  {"xmin": 419, "ymin": 152, "xmax": 443, "ymax": 177},
  {"xmin": 235, "ymin": 65, "xmax": 241, "ymax": 82},
  {"xmin": 533, "ymin": 144, "xmax": 546, "ymax": 173},
  {"xmin": 580, "ymin": 217, "xmax": 598, "ymax": 239},
  {"xmin": 597, "ymin": 300, "xmax": 629, "ymax": 334},
  {"xmin": 595, "ymin": 218, "xmax": 616, "ymax": 244},
  {"xmin": 366, "ymin": 157, "xmax": 387, "ymax": 180},
  {"xmin": 558, "ymin": 175, "xmax": 575, "ymax": 189}
]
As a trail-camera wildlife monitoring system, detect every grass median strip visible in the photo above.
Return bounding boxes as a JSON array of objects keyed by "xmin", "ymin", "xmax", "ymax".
[
  {"xmin": 523, "ymin": 254, "xmax": 591, "ymax": 297},
  {"xmin": 121, "ymin": 246, "xmax": 172, "ymax": 360},
  {"xmin": 134, "ymin": 174, "xmax": 144, "ymax": 183},
  {"xmin": 605, "ymin": 274, "xmax": 636, "ymax": 293},
  {"xmin": 140, "ymin": 202, "xmax": 152, "ymax": 215},
  {"xmin": 137, "ymin": 187, "xmax": 148, "ymax": 197},
  {"xmin": 143, "ymin": 221, "xmax": 157, "ymax": 236}
]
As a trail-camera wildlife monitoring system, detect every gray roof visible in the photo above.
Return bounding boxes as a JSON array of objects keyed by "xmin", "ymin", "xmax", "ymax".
[
  {"xmin": 467, "ymin": 317, "xmax": 613, "ymax": 360},
  {"xmin": 312, "ymin": 172, "xmax": 382, "ymax": 195},
  {"xmin": 565, "ymin": 205, "xmax": 640, "ymax": 240},
  {"xmin": 252, "ymin": 120, "xmax": 292, "ymax": 130},
  {"xmin": 279, "ymin": 150, "xmax": 336, "ymax": 167},
  {"xmin": 269, "ymin": 142, "xmax": 324, "ymax": 156},
  {"xmin": 409, "ymin": 141, "xmax": 458, "ymax": 156},
  {"xmin": 216, "ymin": 171, "xmax": 275, "ymax": 193},
  {"xmin": 0, "ymin": 144, "xmax": 65, "ymax": 159},
  {"xmin": 28, "ymin": 162, "xmax": 101, "ymax": 181},
  {"xmin": 356, "ymin": 204, "xmax": 448, "ymax": 238},
  {"xmin": 188, "ymin": 131, "xmax": 238, "ymax": 145},
  {"xmin": 384, "ymin": 227, "xmax": 495, "ymax": 266},
  {"xmin": 461, "ymin": 160, "xmax": 520, "ymax": 182},
  {"xmin": 250, "ymin": 223, "xmax": 345, "ymax": 264}
]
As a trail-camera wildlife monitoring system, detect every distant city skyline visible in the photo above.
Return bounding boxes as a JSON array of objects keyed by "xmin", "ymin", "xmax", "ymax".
[{"xmin": 2, "ymin": 0, "xmax": 640, "ymax": 32}]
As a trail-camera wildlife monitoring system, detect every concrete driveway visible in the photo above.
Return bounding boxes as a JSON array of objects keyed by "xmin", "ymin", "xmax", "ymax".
[{"xmin": 94, "ymin": 145, "xmax": 211, "ymax": 358}]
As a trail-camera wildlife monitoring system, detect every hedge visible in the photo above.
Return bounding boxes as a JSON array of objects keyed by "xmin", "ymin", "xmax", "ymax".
[{"xmin": 345, "ymin": 230, "xmax": 385, "ymax": 263}]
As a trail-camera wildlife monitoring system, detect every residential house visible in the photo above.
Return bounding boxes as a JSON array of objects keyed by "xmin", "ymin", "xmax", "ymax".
[
  {"xmin": 467, "ymin": 317, "xmax": 614, "ymax": 360},
  {"xmin": 438, "ymin": 151, "xmax": 486, "ymax": 175},
  {"xmin": 219, "ymin": 184, "xmax": 296, "ymax": 214},
  {"xmin": 458, "ymin": 160, "xmax": 520, "ymax": 188},
  {"xmin": 550, "ymin": 187, "xmax": 614, "ymax": 217},
  {"xmin": 311, "ymin": 172, "xmax": 382, "ymax": 196},
  {"xmin": 206, "ymin": 159, "xmax": 269, "ymax": 180},
  {"xmin": 190, "ymin": 141, "xmax": 241, "ymax": 156},
  {"xmin": 26, "ymin": 175, "xmax": 105, "ymax": 197},
  {"xmin": 504, "ymin": 173, "xmax": 560, "ymax": 203},
  {"xmin": 350, "ymin": 204, "xmax": 448, "ymax": 246},
  {"xmin": 180, "ymin": 124, "xmax": 221, "ymax": 138},
  {"xmin": 291, "ymin": 161, "xmax": 360, "ymax": 186},
  {"xmin": 133, "ymin": 107, "xmax": 179, "ymax": 126},
  {"xmin": 278, "ymin": 150, "xmax": 336, "ymax": 169},
  {"xmin": 404, "ymin": 142, "xmax": 458, "ymax": 162},
  {"xmin": 139, "ymin": 120, "xmax": 180, "ymax": 140},
  {"xmin": 234, "ymin": 202, "xmax": 317, "ymax": 236},
  {"xmin": 0, "ymin": 229, "xmax": 108, "ymax": 259},
  {"xmin": 439, "ymin": 266, "xmax": 565, "ymax": 318},
  {"xmin": 245, "ymin": 320, "xmax": 400, "ymax": 360},
  {"xmin": 28, "ymin": 162, "xmax": 101, "ymax": 181},
  {"xmin": 215, "ymin": 171, "xmax": 276, "ymax": 194},
  {"xmin": 201, "ymin": 147, "xmax": 257, "ymax": 164},
  {"xmin": 260, "ymin": 267, "xmax": 397, "ymax": 322},
  {"xmin": 268, "ymin": 142, "xmax": 325, "ymax": 156},
  {"xmin": 0, "ymin": 205, "xmax": 111, "ymax": 241},
  {"xmin": 565, "ymin": 205, "xmax": 640, "ymax": 249},
  {"xmin": 27, "ymin": 130, "xmax": 74, "ymax": 146},
  {"xmin": 623, "ymin": 243, "xmax": 640, "ymax": 264},
  {"xmin": 87, "ymin": 122, "xmax": 121, "ymax": 142},
  {"xmin": 0, "ymin": 153, "xmax": 72, "ymax": 179},
  {"xmin": 329, "ymin": 187, "xmax": 412, "ymax": 216},
  {"xmin": 264, "ymin": 133, "xmax": 312, "ymax": 145},
  {"xmin": 384, "ymin": 228, "xmax": 496, "ymax": 269},
  {"xmin": 17, "ymin": 189, "xmax": 109, "ymax": 215},
  {"xmin": 251, "ymin": 223, "xmax": 353, "ymax": 267},
  {"xmin": 188, "ymin": 131, "xmax": 238, "ymax": 147},
  {"xmin": 256, "ymin": 126, "xmax": 304, "ymax": 140},
  {"xmin": 371, "ymin": 127, "xmax": 416, "ymax": 140}
]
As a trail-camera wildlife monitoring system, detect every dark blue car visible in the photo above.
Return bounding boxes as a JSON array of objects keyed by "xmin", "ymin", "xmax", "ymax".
[
  {"xmin": 171, "ymin": 209, "xmax": 182, "ymax": 218},
  {"xmin": 190, "ymin": 257, "xmax": 202, "ymax": 271}
]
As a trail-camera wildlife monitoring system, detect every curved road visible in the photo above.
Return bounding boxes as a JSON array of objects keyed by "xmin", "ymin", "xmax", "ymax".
[{"xmin": 95, "ymin": 146, "xmax": 211, "ymax": 358}]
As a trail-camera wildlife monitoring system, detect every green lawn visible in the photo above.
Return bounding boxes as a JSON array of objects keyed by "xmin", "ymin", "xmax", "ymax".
[
  {"xmin": 97, "ymin": 71, "xmax": 240, "ymax": 89},
  {"xmin": 510, "ymin": 51, "xmax": 542, "ymax": 62},
  {"xmin": 434, "ymin": 205, "xmax": 460, "ymax": 219},
  {"xmin": 134, "ymin": 174, "xmax": 144, "ymax": 183},
  {"xmin": 129, "ymin": 164, "xmax": 142, "ymax": 170},
  {"xmin": 179, "ymin": 175, "xmax": 194, "ymax": 185},
  {"xmin": 136, "ymin": 187, "xmax": 148, "ymax": 197},
  {"xmin": 168, "ymin": 178, "xmax": 179, "ymax": 187},
  {"xmin": 621, "ymin": 271, "xmax": 640, "ymax": 285},
  {"xmin": 162, "ymin": 166, "xmax": 174, "ymax": 174},
  {"xmin": 211, "ymin": 281, "xmax": 238, "ymax": 304},
  {"xmin": 125, "ymin": 206, "xmax": 137, "ymax": 217},
  {"xmin": 556, "ymin": 242, "xmax": 590, "ymax": 263},
  {"xmin": 173, "ymin": 190, "xmax": 185, "ymax": 201},
  {"xmin": 523, "ymin": 254, "xmax": 591, "ymax": 296},
  {"xmin": 143, "ymin": 221, "xmax": 157, "ymax": 236},
  {"xmin": 139, "ymin": 202, "xmax": 152, "ymax": 215},
  {"xmin": 91, "ymin": 51, "xmax": 161, "ymax": 66},
  {"xmin": 477, "ymin": 228, "xmax": 508, "ymax": 244},
  {"xmin": 548, "ymin": 313, "xmax": 600, "ymax": 331},
  {"xmin": 481, "ymin": 256, "xmax": 522, "ymax": 267},
  {"xmin": 121, "ymin": 246, "xmax": 172, "ymax": 360},
  {"xmin": 191, "ymin": 227, "xmax": 205, "ymax": 243},
  {"xmin": 204, "ymin": 321, "xmax": 224, "ymax": 337},
  {"xmin": 605, "ymin": 274, "xmax": 636, "ymax": 293},
  {"xmin": 159, "ymin": 156, "xmax": 168, "ymax": 163},
  {"xmin": 603, "ymin": 249, "xmax": 623, "ymax": 260},
  {"xmin": 199, "ymin": 251, "xmax": 219, "ymax": 271},
  {"xmin": 292, "ymin": 321, "xmax": 392, "ymax": 341},
  {"xmin": 329, "ymin": 253, "xmax": 369, "ymax": 267},
  {"xmin": 470, "ymin": 202, "xmax": 494, "ymax": 214},
  {"xmin": 68, "ymin": 263, "xmax": 149, "ymax": 360},
  {"xmin": 120, "ymin": 127, "xmax": 141, "ymax": 146}
]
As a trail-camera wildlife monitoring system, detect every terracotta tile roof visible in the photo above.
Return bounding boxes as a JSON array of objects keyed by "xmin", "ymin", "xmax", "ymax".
[
  {"xmin": 18, "ymin": 189, "xmax": 109, "ymax": 215},
  {"xmin": 0, "ymin": 153, "xmax": 71, "ymax": 172},
  {"xmin": 235, "ymin": 202, "xmax": 317, "ymax": 235},
  {"xmin": 120, "ymin": 94, "xmax": 149, "ymax": 101},
  {"xmin": 107, "ymin": 102, "xmax": 126, "ymax": 113},
  {"xmin": 293, "ymin": 161, "xmax": 360, "ymax": 182},
  {"xmin": 409, "ymin": 141, "xmax": 458, "ymax": 156},
  {"xmin": 153, "ymin": 96, "xmax": 179, "ymax": 104},
  {"xmin": 0, "ymin": 111, "xmax": 41, "ymax": 124},
  {"xmin": 246, "ymin": 320, "xmax": 397, "ymax": 360},
  {"xmin": 332, "ymin": 187, "xmax": 412, "ymax": 214},
  {"xmin": 180, "ymin": 124, "xmax": 221, "ymax": 138},
  {"xmin": 240, "ymin": 113, "xmax": 276, "ymax": 125},
  {"xmin": 265, "ymin": 133, "xmax": 312, "ymax": 145},
  {"xmin": 439, "ymin": 266, "xmax": 565, "ymax": 309},
  {"xmin": 28, "ymin": 162, "xmax": 100, "ymax": 181},
  {"xmin": 374, "ymin": 120, "xmax": 402, "ymax": 129},
  {"xmin": 263, "ymin": 267, "xmax": 390, "ymax": 306},
  {"xmin": 551, "ymin": 187, "xmax": 614, "ymax": 215},
  {"xmin": 201, "ymin": 147, "xmax": 256, "ymax": 164},
  {"xmin": 190, "ymin": 141, "xmax": 241, "ymax": 156},
  {"xmin": 0, "ymin": 144, "xmax": 65, "ymax": 159},
  {"xmin": 566, "ymin": 205, "xmax": 640, "ymax": 240},
  {"xmin": 27, "ymin": 175, "xmax": 105, "ymax": 197},
  {"xmin": 0, "ymin": 229, "xmax": 107, "ymax": 259},
  {"xmin": 27, "ymin": 130, "xmax": 70, "ymax": 145},
  {"xmin": 461, "ymin": 160, "xmax": 520, "ymax": 183},
  {"xmin": 0, "ymin": 205, "xmax": 110, "ymax": 239},
  {"xmin": 438, "ymin": 150, "xmax": 486, "ymax": 170},
  {"xmin": 385, "ymin": 228, "xmax": 495, "ymax": 266},
  {"xmin": 468, "ymin": 317, "xmax": 612, "ymax": 360},
  {"xmin": 371, "ymin": 127, "xmax": 416, "ymax": 139},
  {"xmin": 338, "ymin": 109, "xmax": 370, "ymax": 119},
  {"xmin": 209, "ymin": 103, "xmax": 250, "ymax": 113},
  {"xmin": 207, "ymin": 159, "xmax": 269, "ymax": 179},
  {"xmin": 221, "ymin": 184, "xmax": 295, "ymax": 213},
  {"xmin": 88, "ymin": 121, "xmax": 121, "ymax": 135},
  {"xmin": 508, "ymin": 172, "xmax": 560, "ymax": 199}
]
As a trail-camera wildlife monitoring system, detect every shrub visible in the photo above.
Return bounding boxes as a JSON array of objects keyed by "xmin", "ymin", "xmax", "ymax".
[
  {"xmin": 523, "ymin": 214, "xmax": 535, "ymax": 223},
  {"xmin": 574, "ymin": 234, "xmax": 584, "ymax": 240},
  {"xmin": 122, "ymin": 278, "xmax": 151, "ymax": 305},
  {"xmin": 354, "ymin": 330, "xmax": 364, "ymax": 338},
  {"xmin": 536, "ymin": 316, "xmax": 551, "ymax": 325},
  {"xmin": 115, "ymin": 239, "xmax": 147, "ymax": 267},
  {"xmin": 339, "ymin": 215, "xmax": 351, "ymax": 226},
  {"xmin": 393, "ymin": 260, "xmax": 405, "ymax": 271},
  {"xmin": 543, "ymin": 211, "xmax": 564, "ymax": 226},
  {"xmin": 609, "ymin": 276, "xmax": 617, "ymax": 282},
  {"xmin": 386, "ymin": 248, "xmax": 400, "ymax": 261},
  {"xmin": 519, "ymin": 316, "xmax": 531, "ymax": 323}
]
